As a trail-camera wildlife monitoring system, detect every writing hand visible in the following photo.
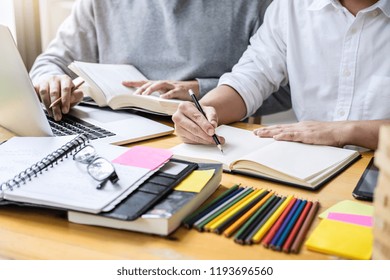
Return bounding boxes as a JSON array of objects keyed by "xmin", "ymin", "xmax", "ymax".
[
  {"xmin": 172, "ymin": 101, "xmax": 225, "ymax": 145},
  {"xmin": 122, "ymin": 80, "xmax": 199, "ymax": 101}
]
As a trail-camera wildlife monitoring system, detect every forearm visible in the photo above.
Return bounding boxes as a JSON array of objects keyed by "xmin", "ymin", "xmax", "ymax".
[
  {"xmin": 200, "ymin": 85, "xmax": 247, "ymax": 125},
  {"xmin": 342, "ymin": 120, "xmax": 390, "ymax": 150}
]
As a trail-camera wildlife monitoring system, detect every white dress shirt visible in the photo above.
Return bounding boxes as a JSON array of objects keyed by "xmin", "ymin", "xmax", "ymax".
[{"xmin": 219, "ymin": 0, "xmax": 390, "ymax": 121}]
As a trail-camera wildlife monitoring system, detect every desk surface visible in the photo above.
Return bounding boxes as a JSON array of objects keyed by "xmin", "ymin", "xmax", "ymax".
[{"xmin": 0, "ymin": 122, "xmax": 373, "ymax": 260}]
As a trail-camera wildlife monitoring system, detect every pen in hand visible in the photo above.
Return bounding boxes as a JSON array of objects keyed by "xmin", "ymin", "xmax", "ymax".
[
  {"xmin": 49, "ymin": 79, "xmax": 85, "ymax": 109},
  {"xmin": 188, "ymin": 89, "xmax": 224, "ymax": 154}
]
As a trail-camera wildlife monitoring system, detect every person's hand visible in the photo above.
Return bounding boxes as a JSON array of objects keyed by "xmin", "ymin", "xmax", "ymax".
[
  {"xmin": 172, "ymin": 101, "xmax": 225, "ymax": 145},
  {"xmin": 122, "ymin": 80, "xmax": 199, "ymax": 101},
  {"xmin": 33, "ymin": 75, "xmax": 84, "ymax": 121},
  {"xmin": 253, "ymin": 121, "xmax": 346, "ymax": 147}
]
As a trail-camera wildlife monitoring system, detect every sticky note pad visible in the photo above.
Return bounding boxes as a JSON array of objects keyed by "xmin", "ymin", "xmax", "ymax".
[
  {"xmin": 305, "ymin": 219, "xmax": 373, "ymax": 260},
  {"xmin": 318, "ymin": 200, "xmax": 373, "ymax": 219},
  {"xmin": 327, "ymin": 212, "xmax": 373, "ymax": 227},
  {"xmin": 174, "ymin": 169, "xmax": 214, "ymax": 193},
  {"xmin": 113, "ymin": 146, "xmax": 172, "ymax": 170}
]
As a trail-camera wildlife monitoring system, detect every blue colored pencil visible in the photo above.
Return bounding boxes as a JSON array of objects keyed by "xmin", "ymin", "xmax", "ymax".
[
  {"xmin": 269, "ymin": 199, "xmax": 301, "ymax": 249},
  {"xmin": 274, "ymin": 200, "xmax": 307, "ymax": 251}
]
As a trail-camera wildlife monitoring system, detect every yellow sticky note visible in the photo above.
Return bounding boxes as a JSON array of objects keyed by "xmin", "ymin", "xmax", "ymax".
[
  {"xmin": 305, "ymin": 219, "xmax": 373, "ymax": 260},
  {"xmin": 174, "ymin": 169, "xmax": 214, "ymax": 193},
  {"xmin": 318, "ymin": 200, "xmax": 374, "ymax": 219}
]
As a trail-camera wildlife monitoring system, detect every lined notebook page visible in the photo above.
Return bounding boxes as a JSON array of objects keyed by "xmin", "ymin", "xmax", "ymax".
[{"xmin": 0, "ymin": 137, "xmax": 151, "ymax": 213}]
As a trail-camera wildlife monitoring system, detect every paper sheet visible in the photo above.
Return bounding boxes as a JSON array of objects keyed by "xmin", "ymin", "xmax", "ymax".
[
  {"xmin": 318, "ymin": 200, "xmax": 374, "ymax": 219},
  {"xmin": 174, "ymin": 169, "xmax": 214, "ymax": 193}
]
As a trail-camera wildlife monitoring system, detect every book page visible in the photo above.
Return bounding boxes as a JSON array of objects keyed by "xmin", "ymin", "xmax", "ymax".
[
  {"xmin": 171, "ymin": 125, "xmax": 274, "ymax": 169},
  {"xmin": 238, "ymin": 141, "xmax": 358, "ymax": 180},
  {"xmin": 73, "ymin": 62, "xmax": 147, "ymax": 101}
]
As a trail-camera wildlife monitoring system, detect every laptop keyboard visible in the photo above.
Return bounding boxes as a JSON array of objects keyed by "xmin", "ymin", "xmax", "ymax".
[{"xmin": 46, "ymin": 113, "xmax": 116, "ymax": 140}]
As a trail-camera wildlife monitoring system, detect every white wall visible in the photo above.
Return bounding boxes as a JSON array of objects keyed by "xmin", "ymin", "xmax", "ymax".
[{"xmin": 0, "ymin": 0, "xmax": 16, "ymax": 40}]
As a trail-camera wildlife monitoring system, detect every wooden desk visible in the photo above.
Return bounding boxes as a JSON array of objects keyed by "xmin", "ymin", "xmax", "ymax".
[{"xmin": 0, "ymin": 123, "xmax": 373, "ymax": 260}]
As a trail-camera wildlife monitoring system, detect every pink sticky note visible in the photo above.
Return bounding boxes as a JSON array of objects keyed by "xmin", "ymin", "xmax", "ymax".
[
  {"xmin": 327, "ymin": 212, "xmax": 373, "ymax": 227},
  {"xmin": 113, "ymin": 146, "xmax": 172, "ymax": 170}
]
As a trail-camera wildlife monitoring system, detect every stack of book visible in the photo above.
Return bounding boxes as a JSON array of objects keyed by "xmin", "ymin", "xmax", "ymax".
[{"xmin": 373, "ymin": 125, "xmax": 390, "ymax": 259}]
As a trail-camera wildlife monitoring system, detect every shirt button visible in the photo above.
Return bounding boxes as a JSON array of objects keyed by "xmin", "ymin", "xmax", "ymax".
[
  {"xmin": 350, "ymin": 28, "xmax": 357, "ymax": 34},
  {"xmin": 343, "ymin": 69, "xmax": 351, "ymax": 77},
  {"xmin": 372, "ymin": 10, "xmax": 379, "ymax": 17}
]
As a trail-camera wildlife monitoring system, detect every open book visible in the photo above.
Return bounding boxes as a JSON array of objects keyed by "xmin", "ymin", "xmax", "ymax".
[
  {"xmin": 0, "ymin": 136, "xmax": 169, "ymax": 213},
  {"xmin": 68, "ymin": 61, "xmax": 182, "ymax": 116},
  {"xmin": 171, "ymin": 125, "xmax": 360, "ymax": 190},
  {"xmin": 68, "ymin": 163, "xmax": 222, "ymax": 235}
]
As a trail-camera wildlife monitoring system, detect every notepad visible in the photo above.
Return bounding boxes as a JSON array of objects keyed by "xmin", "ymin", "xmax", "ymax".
[
  {"xmin": 305, "ymin": 219, "xmax": 373, "ymax": 260},
  {"xmin": 318, "ymin": 200, "xmax": 374, "ymax": 219}
]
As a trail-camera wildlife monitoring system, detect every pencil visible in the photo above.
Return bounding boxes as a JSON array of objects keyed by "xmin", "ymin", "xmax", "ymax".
[
  {"xmin": 49, "ymin": 79, "xmax": 85, "ymax": 109},
  {"xmin": 290, "ymin": 200, "xmax": 320, "ymax": 254},
  {"xmin": 233, "ymin": 194, "xmax": 276, "ymax": 244},
  {"xmin": 244, "ymin": 196, "xmax": 286, "ymax": 245},
  {"xmin": 194, "ymin": 187, "xmax": 253, "ymax": 231},
  {"xmin": 214, "ymin": 190, "xmax": 269, "ymax": 234},
  {"xmin": 274, "ymin": 200, "xmax": 307, "ymax": 251},
  {"xmin": 206, "ymin": 189, "xmax": 264, "ymax": 231},
  {"xmin": 261, "ymin": 197, "xmax": 297, "ymax": 247},
  {"xmin": 235, "ymin": 195, "xmax": 280, "ymax": 244},
  {"xmin": 282, "ymin": 201, "xmax": 312, "ymax": 253},
  {"xmin": 192, "ymin": 186, "xmax": 247, "ymax": 230},
  {"xmin": 188, "ymin": 89, "xmax": 223, "ymax": 154},
  {"xmin": 182, "ymin": 184, "xmax": 240, "ymax": 228},
  {"xmin": 251, "ymin": 195, "xmax": 294, "ymax": 244},
  {"xmin": 201, "ymin": 187, "xmax": 255, "ymax": 231},
  {"xmin": 223, "ymin": 190, "xmax": 273, "ymax": 237},
  {"xmin": 269, "ymin": 199, "xmax": 301, "ymax": 249}
]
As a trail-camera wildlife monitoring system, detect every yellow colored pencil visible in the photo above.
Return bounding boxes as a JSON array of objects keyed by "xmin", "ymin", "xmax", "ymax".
[
  {"xmin": 204, "ymin": 188, "xmax": 262, "ymax": 231},
  {"xmin": 223, "ymin": 191, "xmax": 274, "ymax": 237},
  {"xmin": 208, "ymin": 189, "xmax": 265, "ymax": 231},
  {"xmin": 251, "ymin": 195, "xmax": 294, "ymax": 244}
]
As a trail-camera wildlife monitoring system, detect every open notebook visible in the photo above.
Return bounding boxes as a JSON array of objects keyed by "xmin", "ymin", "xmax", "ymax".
[
  {"xmin": 171, "ymin": 125, "xmax": 360, "ymax": 190},
  {"xmin": 0, "ymin": 135, "xmax": 170, "ymax": 213}
]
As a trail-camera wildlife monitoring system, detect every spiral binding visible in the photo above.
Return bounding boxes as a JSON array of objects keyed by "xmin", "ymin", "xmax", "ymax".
[{"xmin": 0, "ymin": 134, "xmax": 89, "ymax": 191}]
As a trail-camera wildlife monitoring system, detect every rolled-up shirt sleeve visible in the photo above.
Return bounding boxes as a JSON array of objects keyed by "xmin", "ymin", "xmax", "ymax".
[{"xmin": 218, "ymin": 0, "xmax": 288, "ymax": 119}]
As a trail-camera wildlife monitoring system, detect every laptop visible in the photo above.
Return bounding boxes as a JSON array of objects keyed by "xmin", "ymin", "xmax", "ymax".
[{"xmin": 0, "ymin": 25, "xmax": 174, "ymax": 145}]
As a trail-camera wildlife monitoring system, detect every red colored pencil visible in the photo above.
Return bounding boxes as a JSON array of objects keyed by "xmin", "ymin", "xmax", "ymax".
[
  {"xmin": 261, "ymin": 197, "xmax": 297, "ymax": 248},
  {"xmin": 282, "ymin": 201, "xmax": 313, "ymax": 253}
]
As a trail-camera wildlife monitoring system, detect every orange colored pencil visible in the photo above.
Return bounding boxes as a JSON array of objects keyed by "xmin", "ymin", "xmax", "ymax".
[{"xmin": 223, "ymin": 190, "xmax": 274, "ymax": 237}]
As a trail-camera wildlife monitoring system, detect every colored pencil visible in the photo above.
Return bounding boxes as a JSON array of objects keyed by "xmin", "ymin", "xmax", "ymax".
[
  {"xmin": 194, "ymin": 187, "xmax": 254, "ymax": 231},
  {"xmin": 237, "ymin": 196, "xmax": 281, "ymax": 244},
  {"xmin": 290, "ymin": 200, "xmax": 320, "ymax": 254},
  {"xmin": 282, "ymin": 201, "xmax": 312, "ymax": 253},
  {"xmin": 182, "ymin": 184, "xmax": 240, "ymax": 228},
  {"xmin": 214, "ymin": 190, "xmax": 269, "ymax": 234},
  {"xmin": 244, "ymin": 196, "xmax": 286, "ymax": 244},
  {"xmin": 234, "ymin": 194, "xmax": 277, "ymax": 244},
  {"xmin": 203, "ymin": 188, "xmax": 257, "ymax": 231},
  {"xmin": 261, "ymin": 197, "xmax": 297, "ymax": 247},
  {"xmin": 206, "ymin": 189, "xmax": 264, "ymax": 231},
  {"xmin": 223, "ymin": 190, "xmax": 273, "ymax": 237},
  {"xmin": 192, "ymin": 186, "xmax": 248, "ymax": 229},
  {"xmin": 274, "ymin": 200, "xmax": 307, "ymax": 251},
  {"xmin": 251, "ymin": 195, "xmax": 294, "ymax": 244},
  {"xmin": 269, "ymin": 199, "xmax": 301, "ymax": 249}
]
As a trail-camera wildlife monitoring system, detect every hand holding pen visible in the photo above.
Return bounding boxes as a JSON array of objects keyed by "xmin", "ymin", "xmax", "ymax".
[{"xmin": 188, "ymin": 89, "xmax": 224, "ymax": 154}]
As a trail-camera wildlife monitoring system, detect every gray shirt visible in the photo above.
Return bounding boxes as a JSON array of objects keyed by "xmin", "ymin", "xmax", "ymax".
[{"xmin": 30, "ymin": 0, "xmax": 290, "ymax": 113}]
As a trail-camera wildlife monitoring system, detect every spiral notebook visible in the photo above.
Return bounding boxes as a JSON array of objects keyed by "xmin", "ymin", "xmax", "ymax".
[{"xmin": 0, "ymin": 135, "xmax": 158, "ymax": 213}]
